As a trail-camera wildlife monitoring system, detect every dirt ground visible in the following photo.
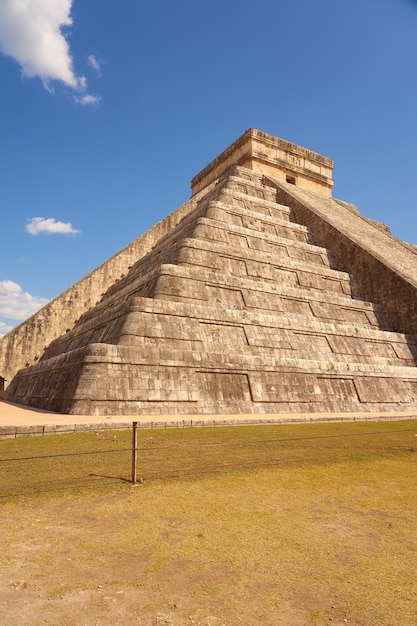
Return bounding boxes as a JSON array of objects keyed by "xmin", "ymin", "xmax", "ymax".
[
  {"xmin": 2, "ymin": 454, "xmax": 417, "ymax": 626},
  {"xmin": 2, "ymin": 403, "xmax": 417, "ymax": 625},
  {"xmin": 0, "ymin": 487, "xmax": 359, "ymax": 626}
]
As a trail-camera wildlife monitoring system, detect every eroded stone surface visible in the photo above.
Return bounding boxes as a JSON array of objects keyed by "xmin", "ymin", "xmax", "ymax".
[{"xmin": 3, "ymin": 130, "xmax": 417, "ymax": 415}]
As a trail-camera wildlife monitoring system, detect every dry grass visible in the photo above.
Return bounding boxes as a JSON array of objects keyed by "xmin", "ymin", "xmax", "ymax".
[{"xmin": 1, "ymin": 420, "xmax": 417, "ymax": 625}]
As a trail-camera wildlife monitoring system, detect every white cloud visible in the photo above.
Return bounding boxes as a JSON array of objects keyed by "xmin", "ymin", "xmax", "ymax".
[
  {"xmin": 87, "ymin": 54, "xmax": 101, "ymax": 75},
  {"xmin": 0, "ymin": 0, "xmax": 83, "ymax": 89},
  {"xmin": 0, "ymin": 0, "xmax": 99, "ymax": 103},
  {"xmin": 0, "ymin": 280, "xmax": 49, "ymax": 323},
  {"xmin": 26, "ymin": 217, "xmax": 80, "ymax": 236},
  {"xmin": 74, "ymin": 93, "xmax": 101, "ymax": 106}
]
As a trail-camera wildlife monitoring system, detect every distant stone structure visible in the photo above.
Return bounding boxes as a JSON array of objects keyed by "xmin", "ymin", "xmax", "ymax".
[{"xmin": 2, "ymin": 128, "xmax": 417, "ymax": 414}]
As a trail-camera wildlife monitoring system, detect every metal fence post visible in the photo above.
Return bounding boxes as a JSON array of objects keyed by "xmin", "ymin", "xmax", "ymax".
[{"xmin": 132, "ymin": 421, "xmax": 138, "ymax": 485}]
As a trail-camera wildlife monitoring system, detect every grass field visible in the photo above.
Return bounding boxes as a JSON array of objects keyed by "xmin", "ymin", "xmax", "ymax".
[{"xmin": 1, "ymin": 420, "xmax": 417, "ymax": 625}]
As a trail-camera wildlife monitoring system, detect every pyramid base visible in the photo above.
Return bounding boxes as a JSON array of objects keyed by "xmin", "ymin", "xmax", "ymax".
[{"xmin": 6, "ymin": 342, "xmax": 417, "ymax": 416}]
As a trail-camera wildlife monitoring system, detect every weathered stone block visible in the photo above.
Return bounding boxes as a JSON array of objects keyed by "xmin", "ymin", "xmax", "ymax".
[{"xmin": 4, "ymin": 130, "xmax": 417, "ymax": 415}]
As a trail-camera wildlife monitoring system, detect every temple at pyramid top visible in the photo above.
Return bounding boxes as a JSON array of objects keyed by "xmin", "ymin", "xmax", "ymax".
[{"xmin": 191, "ymin": 128, "xmax": 334, "ymax": 197}]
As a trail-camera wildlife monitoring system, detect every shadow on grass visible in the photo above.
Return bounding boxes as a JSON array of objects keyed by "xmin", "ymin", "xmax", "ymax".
[
  {"xmin": 0, "ymin": 474, "xmax": 131, "ymax": 499},
  {"xmin": 89, "ymin": 472, "xmax": 133, "ymax": 484}
]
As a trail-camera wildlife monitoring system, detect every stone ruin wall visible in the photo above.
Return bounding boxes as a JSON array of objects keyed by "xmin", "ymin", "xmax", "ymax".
[
  {"xmin": 0, "ymin": 190, "xmax": 212, "ymax": 385},
  {"xmin": 266, "ymin": 178, "xmax": 417, "ymax": 340},
  {"xmin": 3, "ymin": 127, "xmax": 417, "ymax": 411},
  {"xmin": 5, "ymin": 162, "xmax": 417, "ymax": 415}
]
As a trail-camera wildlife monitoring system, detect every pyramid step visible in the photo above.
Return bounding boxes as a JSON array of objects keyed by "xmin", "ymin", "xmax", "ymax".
[
  {"xmin": 101, "ymin": 204, "xmax": 331, "ymax": 304},
  {"xmin": 98, "ymin": 177, "xmax": 295, "ymax": 300},
  {"xmin": 157, "ymin": 283, "xmax": 384, "ymax": 328},
  {"xmin": 214, "ymin": 186, "xmax": 292, "ymax": 221},
  {"xmin": 68, "ymin": 254, "xmax": 385, "ymax": 336},
  {"xmin": 23, "ymin": 339, "xmax": 417, "ymax": 382},
  {"xmin": 205, "ymin": 201, "xmax": 308, "ymax": 243},
  {"xmin": 125, "ymin": 297, "xmax": 409, "ymax": 344},
  {"xmin": 222, "ymin": 175, "xmax": 277, "ymax": 203},
  {"xmin": 176, "ymin": 237, "xmax": 353, "ymax": 297},
  {"xmin": 125, "ymin": 334, "xmax": 413, "ymax": 368},
  {"xmin": 119, "ymin": 300, "xmax": 416, "ymax": 367},
  {"xmin": 84, "ymin": 268, "xmax": 375, "ymax": 330},
  {"xmin": 10, "ymin": 341, "xmax": 417, "ymax": 415},
  {"xmin": 193, "ymin": 217, "xmax": 332, "ymax": 268},
  {"xmin": 41, "ymin": 292, "xmax": 417, "ymax": 370}
]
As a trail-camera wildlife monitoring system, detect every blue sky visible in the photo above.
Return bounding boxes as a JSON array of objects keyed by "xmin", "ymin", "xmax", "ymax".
[{"xmin": 1, "ymin": 0, "xmax": 417, "ymax": 336}]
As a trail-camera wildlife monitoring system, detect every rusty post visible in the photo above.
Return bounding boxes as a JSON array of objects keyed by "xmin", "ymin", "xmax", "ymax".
[{"xmin": 132, "ymin": 421, "xmax": 138, "ymax": 485}]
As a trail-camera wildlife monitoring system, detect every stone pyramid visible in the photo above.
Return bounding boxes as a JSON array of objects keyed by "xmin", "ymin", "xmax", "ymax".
[{"xmin": 3, "ymin": 129, "xmax": 417, "ymax": 415}]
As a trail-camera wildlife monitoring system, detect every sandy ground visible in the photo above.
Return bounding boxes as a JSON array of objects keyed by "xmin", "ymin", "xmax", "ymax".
[{"xmin": 1, "ymin": 399, "xmax": 416, "ymax": 430}]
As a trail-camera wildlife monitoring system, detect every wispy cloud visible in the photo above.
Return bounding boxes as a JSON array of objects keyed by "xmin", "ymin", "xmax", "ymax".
[
  {"xmin": 26, "ymin": 217, "xmax": 80, "ymax": 236},
  {"xmin": 87, "ymin": 54, "xmax": 101, "ymax": 75},
  {"xmin": 0, "ymin": 0, "xmax": 99, "ymax": 103},
  {"xmin": 0, "ymin": 280, "xmax": 49, "ymax": 325}
]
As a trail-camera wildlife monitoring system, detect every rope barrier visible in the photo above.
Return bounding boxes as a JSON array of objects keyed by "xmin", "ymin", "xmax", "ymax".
[{"xmin": 1, "ymin": 424, "xmax": 415, "ymax": 497}]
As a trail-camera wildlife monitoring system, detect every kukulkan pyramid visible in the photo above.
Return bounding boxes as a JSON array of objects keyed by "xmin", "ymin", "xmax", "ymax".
[{"xmin": 2, "ymin": 129, "xmax": 417, "ymax": 415}]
